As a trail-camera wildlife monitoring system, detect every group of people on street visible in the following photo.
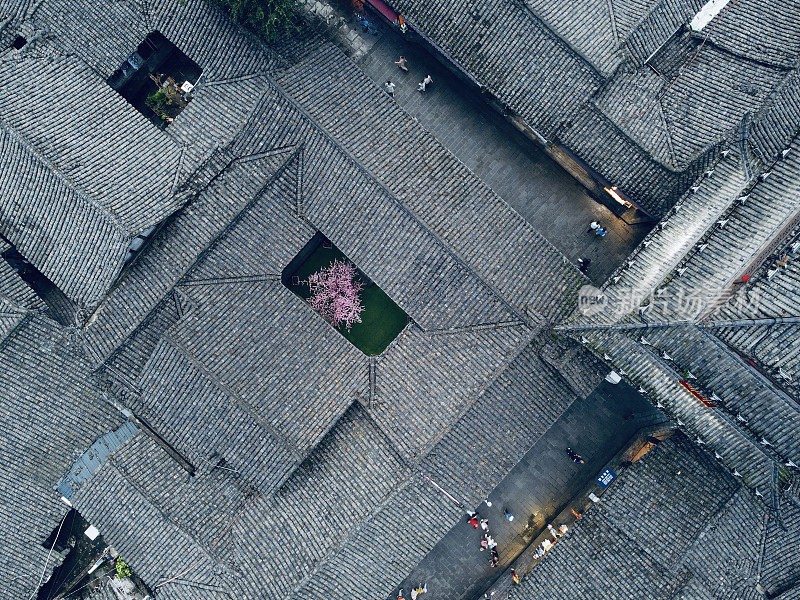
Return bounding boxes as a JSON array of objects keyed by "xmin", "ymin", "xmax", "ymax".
[
  {"xmin": 578, "ymin": 220, "xmax": 609, "ymax": 274},
  {"xmin": 467, "ymin": 505, "xmax": 515, "ymax": 568},
  {"xmin": 397, "ymin": 583, "xmax": 427, "ymax": 600},
  {"xmin": 385, "ymin": 56, "xmax": 434, "ymax": 98}
]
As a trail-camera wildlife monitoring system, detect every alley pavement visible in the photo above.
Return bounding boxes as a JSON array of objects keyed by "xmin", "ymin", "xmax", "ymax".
[
  {"xmin": 393, "ymin": 381, "xmax": 664, "ymax": 600},
  {"xmin": 354, "ymin": 17, "xmax": 652, "ymax": 284}
]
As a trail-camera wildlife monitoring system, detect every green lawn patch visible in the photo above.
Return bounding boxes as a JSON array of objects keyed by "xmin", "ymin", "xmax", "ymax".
[{"xmin": 283, "ymin": 234, "xmax": 408, "ymax": 355}]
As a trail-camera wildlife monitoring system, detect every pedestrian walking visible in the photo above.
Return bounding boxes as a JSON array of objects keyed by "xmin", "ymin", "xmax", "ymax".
[
  {"xmin": 566, "ymin": 447, "xmax": 585, "ymax": 464},
  {"xmin": 490, "ymin": 547, "xmax": 500, "ymax": 567},
  {"xmin": 577, "ymin": 257, "xmax": 591, "ymax": 273},
  {"xmin": 511, "ymin": 568, "xmax": 520, "ymax": 585},
  {"xmin": 479, "ymin": 518, "xmax": 489, "ymax": 531},
  {"xmin": 486, "ymin": 534, "xmax": 497, "ymax": 549},
  {"xmin": 485, "ymin": 499, "xmax": 492, "ymax": 507},
  {"xmin": 480, "ymin": 538, "xmax": 489, "ymax": 551},
  {"xmin": 398, "ymin": 591, "xmax": 405, "ymax": 600},
  {"xmin": 418, "ymin": 74, "xmax": 433, "ymax": 92},
  {"xmin": 588, "ymin": 220, "xmax": 600, "ymax": 233},
  {"xmin": 503, "ymin": 508, "xmax": 514, "ymax": 522},
  {"xmin": 394, "ymin": 56, "xmax": 409, "ymax": 71},
  {"xmin": 595, "ymin": 226, "xmax": 608, "ymax": 237},
  {"xmin": 384, "ymin": 80, "xmax": 396, "ymax": 97},
  {"xmin": 468, "ymin": 514, "xmax": 480, "ymax": 529}
]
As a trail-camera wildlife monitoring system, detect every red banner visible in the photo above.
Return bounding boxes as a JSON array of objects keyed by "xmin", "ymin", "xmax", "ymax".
[{"xmin": 679, "ymin": 379, "xmax": 715, "ymax": 407}]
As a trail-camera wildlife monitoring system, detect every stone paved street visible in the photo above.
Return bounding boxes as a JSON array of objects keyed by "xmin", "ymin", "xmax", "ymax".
[
  {"xmin": 393, "ymin": 380, "xmax": 664, "ymax": 600},
  {"xmin": 345, "ymin": 14, "xmax": 652, "ymax": 284}
]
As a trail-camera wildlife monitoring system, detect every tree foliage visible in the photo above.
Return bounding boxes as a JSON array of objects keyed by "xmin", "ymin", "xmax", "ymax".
[
  {"xmin": 115, "ymin": 559, "xmax": 133, "ymax": 579},
  {"xmin": 306, "ymin": 260, "xmax": 365, "ymax": 331},
  {"xmin": 213, "ymin": 0, "xmax": 300, "ymax": 42}
]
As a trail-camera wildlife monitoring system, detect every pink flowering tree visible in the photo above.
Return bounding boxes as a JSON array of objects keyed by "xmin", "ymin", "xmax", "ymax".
[{"xmin": 306, "ymin": 259, "xmax": 365, "ymax": 331}]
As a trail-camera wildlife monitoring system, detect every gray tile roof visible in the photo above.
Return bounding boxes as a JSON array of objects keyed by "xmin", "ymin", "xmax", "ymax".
[
  {"xmin": 0, "ymin": 314, "xmax": 121, "ymax": 599},
  {"xmin": 510, "ymin": 433, "xmax": 800, "ymax": 600},
  {"xmin": 0, "ymin": 123, "xmax": 131, "ymax": 305},
  {"xmin": 274, "ymin": 43, "xmax": 587, "ymax": 321},
  {"xmin": 0, "ymin": 0, "xmax": 288, "ymax": 306},
  {"xmin": 84, "ymin": 147, "xmax": 298, "ymax": 364},
  {"xmin": 0, "ymin": 48, "xmax": 185, "ymax": 234},
  {"xmin": 4, "ymin": 3, "xmax": 797, "ymax": 600},
  {"xmin": 701, "ymin": 0, "xmax": 800, "ymax": 69},
  {"xmin": 418, "ymin": 342, "xmax": 579, "ymax": 507},
  {"xmin": 582, "ymin": 327, "xmax": 778, "ymax": 492},
  {"xmin": 365, "ymin": 322, "xmax": 533, "ymax": 461},
  {"xmin": 622, "ymin": 0, "xmax": 704, "ymax": 65},
  {"xmin": 69, "ymin": 404, "xmax": 416, "ymax": 600},
  {"xmin": 32, "ymin": 0, "xmax": 151, "ymax": 78},
  {"xmin": 712, "ymin": 254, "xmax": 800, "ymax": 392},
  {"xmin": 386, "ymin": 0, "xmax": 799, "ymax": 216},
  {"xmin": 524, "ymin": 0, "xmax": 703, "ymax": 77},
  {"xmin": 594, "ymin": 39, "xmax": 786, "ymax": 171},
  {"xmin": 633, "ymin": 325, "xmax": 800, "ymax": 468}
]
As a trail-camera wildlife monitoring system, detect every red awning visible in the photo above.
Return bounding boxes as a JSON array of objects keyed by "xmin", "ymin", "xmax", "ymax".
[{"xmin": 366, "ymin": 0, "xmax": 398, "ymax": 22}]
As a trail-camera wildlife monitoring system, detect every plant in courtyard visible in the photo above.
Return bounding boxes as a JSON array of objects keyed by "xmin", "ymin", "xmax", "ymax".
[
  {"xmin": 145, "ymin": 89, "xmax": 170, "ymax": 120},
  {"xmin": 212, "ymin": 0, "xmax": 300, "ymax": 42},
  {"xmin": 306, "ymin": 259, "xmax": 364, "ymax": 331},
  {"xmin": 115, "ymin": 558, "xmax": 132, "ymax": 579}
]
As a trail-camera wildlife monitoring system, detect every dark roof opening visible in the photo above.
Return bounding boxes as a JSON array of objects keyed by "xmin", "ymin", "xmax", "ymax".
[
  {"xmin": 11, "ymin": 35, "xmax": 27, "ymax": 50},
  {"xmin": 1, "ymin": 244, "xmax": 78, "ymax": 325},
  {"xmin": 107, "ymin": 31, "xmax": 202, "ymax": 129}
]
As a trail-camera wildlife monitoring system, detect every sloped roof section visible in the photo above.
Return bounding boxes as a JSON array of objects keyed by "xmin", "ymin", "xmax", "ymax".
[
  {"xmin": 0, "ymin": 314, "xmax": 121, "ymax": 599},
  {"xmin": 275, "ymin": 43, "xmax": 588, "ymax": 321},
  {"xmin": 146, "ymin": 0, "xmax": 282, "ymax": 80},
  {"xmin": 622, "ymin": 0, "xmax": 704, "ymax": 65},
  {"xmin": 0, "ymin": 125, "xmax": 130, "ymax": 304},
  {"xmin": 387, "ymin": 0, "xmax": 602, "ymax": 140},
  {"xmin": 0, "ymin": 49, "xmax": 184, "ymax": 233},
  {"xmin": 523, "ymin": 0, "xmax": 624, "ymax": 77},
  {"xmin": 597, "ymin": 37, "xmax": 786, "ymax": 171},
  {"xmin": 83, "ymin": 148, "xmax": 298, "ymax": 364},
  {"xmin": 524, "ymin": 0, "xmax": 704, "ymax": 77},
  {"xmin": 365, "ymin": 323, "xmax": 532, "ymax": 461},
  {"xmin": 701, "ymin": 0, "xmax": 800, "ymax": 69},
  {"xmin": 71, "ymin": 438, "xmax": 237, "ymax": 597},
  {"xmin": 712, "ymin": 240, "xmax": 800, "ymax": 393},
  {"xmin": 32, "ymin": 0, "xmax": 151, "ymax": 78}
]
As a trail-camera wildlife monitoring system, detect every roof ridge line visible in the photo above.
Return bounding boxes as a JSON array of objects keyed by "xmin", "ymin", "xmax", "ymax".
[
  {"xmin": 161, "ymin": 331, "xmax": 304, "ymax": 462},
  {"xmin": 414, "ymin": 324, "xmax": 538, "ymax": 461},
  {"xmin": 424, "ymin": 319, "xmax": 526, "ymax": 335}
]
